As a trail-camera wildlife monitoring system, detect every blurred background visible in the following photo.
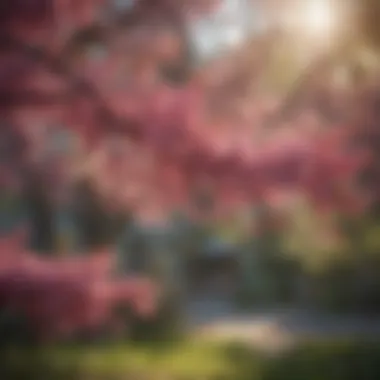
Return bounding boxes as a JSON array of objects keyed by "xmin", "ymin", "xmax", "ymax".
[{"xmin": 2, "ymin": 0, "xmax": 380, "ymax": 379}]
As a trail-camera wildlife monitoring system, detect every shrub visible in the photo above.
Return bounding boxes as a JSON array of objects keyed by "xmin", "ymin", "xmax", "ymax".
[
  {"xmin": 128, "ymin": 290, "xmax": 186, "ymax": 343},
  {"xmin": 263, "ymin": 341, "xmax": 380, "ymax": 380},
  {"xmin": 0, "ymin": 230, "xmax": 159, "ymax": 344}
]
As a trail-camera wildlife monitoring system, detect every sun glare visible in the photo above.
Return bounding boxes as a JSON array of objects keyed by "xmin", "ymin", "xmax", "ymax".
[
  {"xmin": 281, "ymin": 0, "xmax": 337, "ymax": 44},
  {"xmin": 224, "ymin": 27, "xmax": 244, "ymax": 47},
  {"xmin": 305, "ymin": 1, "xmax": 334, "ymax": 38}
]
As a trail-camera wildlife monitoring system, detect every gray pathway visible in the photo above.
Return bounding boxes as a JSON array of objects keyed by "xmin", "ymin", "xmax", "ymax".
[{"xmin": 186, "ymin": 297, "xmax": 380, "ymax": 351}]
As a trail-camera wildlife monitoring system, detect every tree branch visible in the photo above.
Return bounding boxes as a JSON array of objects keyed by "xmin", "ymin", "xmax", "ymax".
[{"xmin": 0, "ymin": 34, "xmax": 142, "ymax": 140}]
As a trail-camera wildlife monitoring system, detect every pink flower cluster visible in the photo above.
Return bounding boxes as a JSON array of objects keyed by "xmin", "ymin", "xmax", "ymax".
[{"xmin": 0, "ymin": 229, "xmax": 158, "ymax": 341}]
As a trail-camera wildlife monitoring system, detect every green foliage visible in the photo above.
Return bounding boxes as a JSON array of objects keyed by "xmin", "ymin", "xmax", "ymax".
[
  {"xmin": 265, "ymin": 341, "xmax": 380, "ymax": 380},
  {"xmin": 72, "ymin": 178, "xmax": 131, "ymax": 251},
  {"xmin": 357, "ymin": 221, "xmax": 380, "ymax": 257},
  {"xmin": 23, "ymin": 172, "xmax": 57, "ymax": 254},
  {"xmin": 128, "ymin": 291, "xmax": 186, "ymax": 343},
  {"xmin": 0, "ymin": 310, "xmax": 36, "ymax": 347},
  {"xmin": 338, "ymin": 214, "xmax": 380, "ymax": 259},
  {"xmin": 0, "ymin": 192, "xmax": 24, "ymax": 232},
  {"xmin": 282, "ymin": 197, "xmax": 346, "ymax": 274},
  {"xmin": 313, "ymin": 261, "xmax": 358, "ymax": 312}
]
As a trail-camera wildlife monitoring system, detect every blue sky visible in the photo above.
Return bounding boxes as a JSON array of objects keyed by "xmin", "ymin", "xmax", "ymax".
[
  {"xmin": 189, "ymin": 0, "xmax": 265, "ymax": 61},
  {"xmin": 113, "ymin": 0, "xmax": 264, "ymax": 62}
]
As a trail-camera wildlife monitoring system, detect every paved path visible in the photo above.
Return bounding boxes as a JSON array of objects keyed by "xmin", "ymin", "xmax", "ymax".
[{"xmin": 186, "ymin": 297, "xmax": 380, "ymax": 352}]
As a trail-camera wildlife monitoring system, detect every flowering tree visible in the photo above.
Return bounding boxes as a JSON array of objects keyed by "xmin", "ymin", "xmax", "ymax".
[
  {"xmin": 0, "ymin": 0, "xmax": 373, "ymax": 340},
  {"xmin": 0, "ymin": 0, "xmax": 367, "ymax": 218}
]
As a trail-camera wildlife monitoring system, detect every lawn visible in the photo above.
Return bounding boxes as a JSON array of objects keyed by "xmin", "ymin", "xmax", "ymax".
[{"xmin": 2, "ymin": 339, "xmax": 380, "ymax": 380}]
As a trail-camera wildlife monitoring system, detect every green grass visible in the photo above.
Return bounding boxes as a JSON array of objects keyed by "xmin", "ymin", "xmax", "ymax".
[
  {"xmin": 1, "ymin": 341, "xmax": 250, "ymax": 380},
  {"xmin": 2, "ymin": 339, "xmax": 380, "ymax": 380}
]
